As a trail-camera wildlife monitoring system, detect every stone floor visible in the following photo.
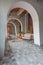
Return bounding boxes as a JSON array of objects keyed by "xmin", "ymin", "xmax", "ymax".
[{"xmin": 0, "ymin": 39, "xmax": 43, "ymax": 65}]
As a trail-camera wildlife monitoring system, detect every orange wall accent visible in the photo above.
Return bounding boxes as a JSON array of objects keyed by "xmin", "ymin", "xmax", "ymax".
[{"xmin": 7, "ymin": 24, "xmax": 12, "ymax": 36}]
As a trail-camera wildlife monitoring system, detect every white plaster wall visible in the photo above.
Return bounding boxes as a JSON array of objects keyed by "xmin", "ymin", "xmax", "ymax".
[
  {"xmin": 38, "ymin": 3, "xmax": 43, "ymax": 46},
  {"xmin": 0, "ymin": 7, "xmax": 7, "ymax": 58}
]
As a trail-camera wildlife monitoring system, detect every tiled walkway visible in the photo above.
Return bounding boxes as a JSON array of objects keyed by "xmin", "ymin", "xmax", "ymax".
[{"xmin": 0, "ymin": 39, "xmax": 43, "ymax": 65}]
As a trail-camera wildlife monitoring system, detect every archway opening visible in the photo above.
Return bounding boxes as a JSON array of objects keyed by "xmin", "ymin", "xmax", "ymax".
[
  {"xmin": 7, "ymin": 22, "xmax": 17, "ymax": 40},
  {"xmin": 13, "ymin": 19, "xmax": 21, "ymax": 34},
  {"xmin": 7, "ymin": 23, "xmax": 15, "ymax": 36},
  {"xmin": 7, "ymin": 7, "xmax": 34, "ymax": 40},
  {"xmin": 7, "ymin": 18, "xmax": 22, "ymax": 40},
  {"xmin": 7, "ymin": 1, "xmax": 40, "ymax": 45}
]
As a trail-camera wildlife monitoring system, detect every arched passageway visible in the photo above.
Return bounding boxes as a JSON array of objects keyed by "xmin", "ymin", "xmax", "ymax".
[
  {"xmin": 7, "ymin": 1, "xmax": 40, "ymax": 45},
  {"xmin": 8, "ymin": 8, "xmax": 34, "ymax": 40},
  {"xmin": 0, "ymin": 1, "xmax": 41, "ymax": 59},
  {"xmin": 7, "ymin": 22, "xmax": 17, "ymax": 36},
  {"xmin": 8, "ymin": 18, "xmax": 23, "ymax": 33}
]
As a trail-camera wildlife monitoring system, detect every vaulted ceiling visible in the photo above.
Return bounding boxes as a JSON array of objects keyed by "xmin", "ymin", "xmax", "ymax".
[{"xmin": 10, "ymin": 8, "xmax": 28, "ymax": 15}]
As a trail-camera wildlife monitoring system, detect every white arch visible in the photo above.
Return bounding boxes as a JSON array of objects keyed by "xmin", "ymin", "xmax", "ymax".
[
  {"xmin": 8, "ymin": 17, "xmax": 23, "ymax": 32},
  {"xmin": 8, "ymin": 22, "xmax": 17, "ymax": 36},
  {"xmin": 8, "ymin": 1, "xmax": 40, "ymax": 45}
]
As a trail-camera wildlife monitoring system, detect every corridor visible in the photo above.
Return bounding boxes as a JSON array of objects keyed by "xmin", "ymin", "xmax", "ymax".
[{"xmin": 0, "ymin": 39, "xmax": 43, "ymax": 65}]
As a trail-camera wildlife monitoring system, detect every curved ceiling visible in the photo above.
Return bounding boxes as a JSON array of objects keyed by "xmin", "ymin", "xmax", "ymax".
[{"xmin": 10, "ymin": 8, "xmax": 28, "ymax": 15}]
